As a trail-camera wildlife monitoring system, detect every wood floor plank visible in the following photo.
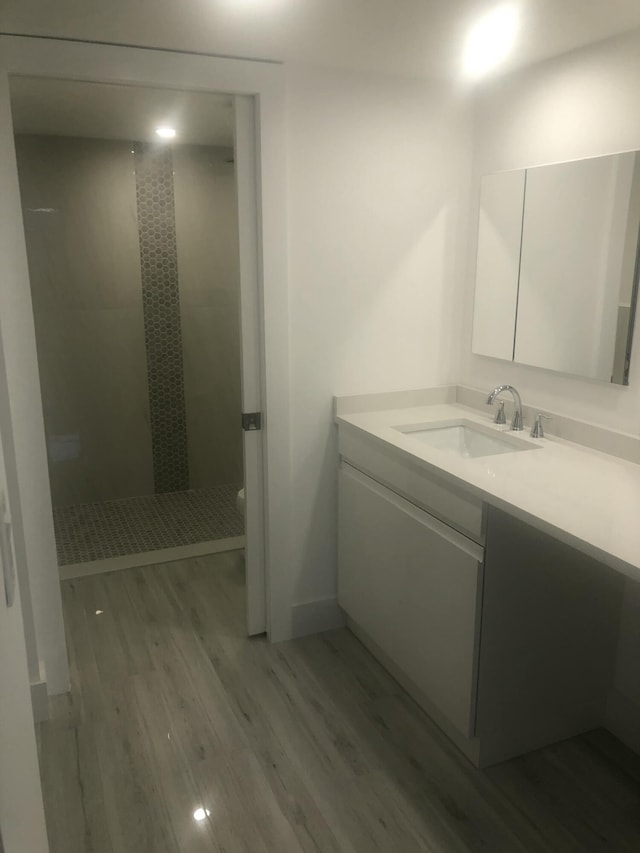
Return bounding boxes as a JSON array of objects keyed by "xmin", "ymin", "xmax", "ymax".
[
  {"xmin": 39, "ymin": 721, "xmax": 115, "ymax": 853},
  {"xmin": 37, "ymin": 551, "xmax": 640, "ymax": 853},
  {"xmin": 489, "ymin": 745, "xmax": 640, "ymax": 851},
  {"xmin": 130, "ymin": 670, "xmax": 264, "ymax": 853},
  {"xmin": 76, "ymin": 574, "xmax": 139, "ymax": 683},
  {"xmin": 285, "ymin": 634, "xmax": 534, "ymax": 851},
  {"xmin": 249, "ymin": 739, "xmax": 347, "ymax": 853},
  {"xmin": 91, "ymin": 675, "xmax": 183, "ymax": 853}
]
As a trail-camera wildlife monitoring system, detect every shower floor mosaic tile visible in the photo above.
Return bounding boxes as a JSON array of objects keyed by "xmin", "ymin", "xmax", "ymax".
[{"xmin": 53, "ymin": 484, "xmax": 244, "ymax": 566}]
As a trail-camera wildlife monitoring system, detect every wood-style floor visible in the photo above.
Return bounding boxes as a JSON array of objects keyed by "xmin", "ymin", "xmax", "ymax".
[{"xmin": 38, "ymin": 552, "xmax": 640, "ymax": 852}]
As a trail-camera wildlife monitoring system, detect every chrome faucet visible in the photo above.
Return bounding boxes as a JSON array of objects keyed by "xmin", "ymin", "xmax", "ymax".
[{"xmin": 486, "ymin": 384, "xmax": 523, "ymax": 431}]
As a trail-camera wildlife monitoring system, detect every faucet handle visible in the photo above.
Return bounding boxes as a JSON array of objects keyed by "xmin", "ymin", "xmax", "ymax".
[
  {"xmin": 493, "ymin": 400, "xmax": 506, "ymax": 425},
  {"xmin": 530, "ymin": 413, "xmax": 552, "ymax": 438}
]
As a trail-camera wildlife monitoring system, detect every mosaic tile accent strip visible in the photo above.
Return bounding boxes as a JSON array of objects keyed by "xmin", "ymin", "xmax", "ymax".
[
  {"xmin": 53, "ymin": 485, "xmax": 244, "ymax": 566},
  {"xmin": 134, "ymin": 143, "xmax": 189, "ymax": 493}
]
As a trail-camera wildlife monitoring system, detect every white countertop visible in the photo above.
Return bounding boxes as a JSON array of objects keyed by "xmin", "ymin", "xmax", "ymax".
[{"xmin": 336, "ymin": 403, "xmax": 640, "ymax": 583}]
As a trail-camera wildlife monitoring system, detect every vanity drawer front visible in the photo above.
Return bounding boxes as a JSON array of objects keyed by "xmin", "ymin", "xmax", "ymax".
[
  {"xmin": 338, "ymin": 463, "xmax": 483, "ymax": 738},
  {"xmin": 339, "ymin": 426, "xmax": 484, "ymax": 542}
]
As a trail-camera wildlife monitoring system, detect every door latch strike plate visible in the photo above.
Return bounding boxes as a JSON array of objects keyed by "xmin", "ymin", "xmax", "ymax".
[{"xmin": 242, "ymin": 412, "xmax": 262, "ymax": 431}]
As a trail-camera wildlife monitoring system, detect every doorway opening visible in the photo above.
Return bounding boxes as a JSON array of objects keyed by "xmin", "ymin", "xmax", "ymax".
[{"xmin": 10, "ymin": 76, "xmax": 257, "ymax": 598}]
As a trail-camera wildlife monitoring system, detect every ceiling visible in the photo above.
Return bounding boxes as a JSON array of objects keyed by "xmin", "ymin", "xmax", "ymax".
[
  {"xmin": 10, "ymin": 78, "xmax": 235, "ymax": 146},
  {"xmin": 1, "ymin": 0, "xmax": 640, "ymax": 79}
]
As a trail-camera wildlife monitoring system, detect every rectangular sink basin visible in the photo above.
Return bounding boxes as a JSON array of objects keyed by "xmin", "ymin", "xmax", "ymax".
[{"xmin": 394, "ymin": 419, "xmax": 539, "ymax": 459}]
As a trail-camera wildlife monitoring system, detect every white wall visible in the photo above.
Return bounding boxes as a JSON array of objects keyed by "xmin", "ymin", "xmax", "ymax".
[
  {"xmin": 287, "ymin": 65, "xmax": 472, "ymax": 612},
  {"xmin": 462, "ymin": 28, "xmax": 640, "ymax": 432},
  {"xmin": 462, "ymin": 28, "xmax": 640, "ymax": 752}
]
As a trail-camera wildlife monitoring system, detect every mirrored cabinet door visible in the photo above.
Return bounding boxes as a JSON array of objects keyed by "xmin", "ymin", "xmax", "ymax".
[{"xmin": 471, "ymin": 151, "xmax": 640, "ymax": 385}]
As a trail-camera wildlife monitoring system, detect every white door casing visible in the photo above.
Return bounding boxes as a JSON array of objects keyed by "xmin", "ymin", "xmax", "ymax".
[{"xmin": 0, "ymin": 329, "xmax": 49, "ymax": 851}]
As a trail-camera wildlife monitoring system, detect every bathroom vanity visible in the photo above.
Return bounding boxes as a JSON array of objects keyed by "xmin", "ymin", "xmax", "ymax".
[{"xmin": 335, "ymin": 388, "xmax": 640, "ymax": 767}]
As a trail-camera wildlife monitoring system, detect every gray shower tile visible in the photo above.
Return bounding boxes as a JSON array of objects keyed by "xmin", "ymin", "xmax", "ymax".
[
  {"xmin": 181, "ymin": 304, "xmax": 241, "ymax": 399},
  {"xmin": 53, "ymin": 486, "xmax": 244, "ymax": 566},
  {"xmin": 185, "ymin": 393, "xmax": 243, "ymax": 489},
  {"xmin": 34, "ymin": 307, "xmax": 149, "ymax": 419},
  {"xmin": 173, "ymin": 145, "xmax": 240, "ymax": 308},
  {"xmin": 15, "ymin": 135, "xmax": 142, "ymax": 312},
  {"xmin": 174, "ymin": 145, "xmax": 243, "ymax": 498},
  {"xmin": 48, "ymin": 432, "xmax": 156, "ymax": 508},
  {"xmin": 33, "ymin": 306, "xmax": 154, "ymax": 505}
]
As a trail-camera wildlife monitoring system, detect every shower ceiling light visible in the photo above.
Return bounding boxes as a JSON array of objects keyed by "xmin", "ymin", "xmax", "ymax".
[
  {"xmin": 155, "ymin": 125, "xmax": 177, "ymax": 140},
  {"xmin": 462, "ymin": 4, "xmax": 519, "ymax": 79}
]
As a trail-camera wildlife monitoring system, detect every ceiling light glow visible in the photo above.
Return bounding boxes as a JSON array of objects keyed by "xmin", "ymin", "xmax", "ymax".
[
  {"xmin": 193, "ymin": 808, "xmax": 211, "ymax": 822},
  {"xmin": 463, "ymin": 5, "xmax": 519, "ymax": 79},
  {"xmin": 155, "ymin": 125, "xmax": 177, "ymax": 140}
]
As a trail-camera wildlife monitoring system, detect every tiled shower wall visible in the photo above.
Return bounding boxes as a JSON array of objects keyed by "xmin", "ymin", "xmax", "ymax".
[
  {"xmin": 133, "ymin": 142, "xmax": 190, "ymax": 493},
  {"xmin": 15, "ymin": 134, "xmax": 243, "ymax": 507},
  {"xmin": 173, "ymin": 146, "xmax": 243, "ymax": 488},
  {"xmin": 16, "ymin": 135, "xmax": 154, "ymax": 505}
]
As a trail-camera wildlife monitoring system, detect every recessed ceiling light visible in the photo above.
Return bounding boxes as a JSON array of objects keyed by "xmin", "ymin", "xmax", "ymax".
[
  {"xmin": 463, "ymin": 4, "xmax": 519, "ymax": 79},
  {"xmin": 193, "ymin": 807, "xmax": 211, "ymax": 822},
  {"xmin": 155, "ymin": 126, "xmax": 177, "ymax": 140}
]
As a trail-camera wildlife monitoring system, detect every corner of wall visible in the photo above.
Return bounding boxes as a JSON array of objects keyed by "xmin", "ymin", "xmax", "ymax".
[
  {"xmin": 605, "ymin": 688, "xmax": 640, "ymax": 756},
  {"xmin": 291, "ymin": 597, "xmax": 346, "ymax": 639}
]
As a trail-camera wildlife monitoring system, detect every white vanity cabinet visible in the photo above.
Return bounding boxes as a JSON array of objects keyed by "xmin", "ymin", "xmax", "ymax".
[
  {"xmin": 337, "ymin": 420, "xmax": 625, "ymax": 768},
  {"xmin": 338, "ymin": 461, "xmax": 484, "ymax": 739}
]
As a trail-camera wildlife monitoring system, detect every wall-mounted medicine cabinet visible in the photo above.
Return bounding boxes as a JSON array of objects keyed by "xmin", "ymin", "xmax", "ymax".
[{"xmin": 472, "ymin": 151, "xmax": 640, "ymax": 385}]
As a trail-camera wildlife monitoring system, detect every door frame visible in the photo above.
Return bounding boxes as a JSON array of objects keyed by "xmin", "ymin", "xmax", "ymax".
[
  {"xmin": 0, "ymin": 297, "xmax": 49, "ymax": 853},
  {"xmin": 0, "ymin": 36, "xmax": 292, "ymax": 682},
  {"xmin": 234, "ymin": 95, "xmax": 267, "ymax": 635}
]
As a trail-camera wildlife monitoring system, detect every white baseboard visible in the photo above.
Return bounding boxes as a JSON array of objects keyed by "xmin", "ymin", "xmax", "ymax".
[
  {"xmin": 59, "ymin": 536, "xmax": 245, "ymax": 580},
  {"xmin": 291, "ymin": 596, "xmax": 346, "ymax": 638},
  {"xmin": 31, "ymin": 663, "xmax": 49, "ymax": 723},
  {"xmin": 605, "ymin": 688, "xmax": 640, "ymax": 756}
]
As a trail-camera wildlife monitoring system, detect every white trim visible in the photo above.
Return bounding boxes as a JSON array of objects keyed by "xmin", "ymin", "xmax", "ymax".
[
  {"xmin": 0, "ymin": 36, "xmax": 291, "ymax": 645},
  {"xmin": 0, "ymin": 152, "xmax": 41, "ymax": 686},
  {"xmin": 235, "ymin": 95, "xmax": 267, "ymax": 636},
  {"xmin": 30, "ymin": 664, "xmax": 49, "ymax": 724},
  {"xmin": 59, "ymin": 538, "xmax": 245, "ymax": 581},
  {"xmin": 291, "ymin": 597, "xmax": 346, "ymax": 638}
]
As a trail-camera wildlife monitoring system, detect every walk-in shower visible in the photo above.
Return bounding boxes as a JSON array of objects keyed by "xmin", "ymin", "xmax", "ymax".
[{"xmin": 11, "ymin": 78, "xmax": 245, "ymax": 570}]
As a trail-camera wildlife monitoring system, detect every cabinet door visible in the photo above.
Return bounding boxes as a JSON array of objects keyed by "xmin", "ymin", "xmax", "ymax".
[{"xmin": 338, "ymin": 463, "xmax": 483, "ymax": 737}]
